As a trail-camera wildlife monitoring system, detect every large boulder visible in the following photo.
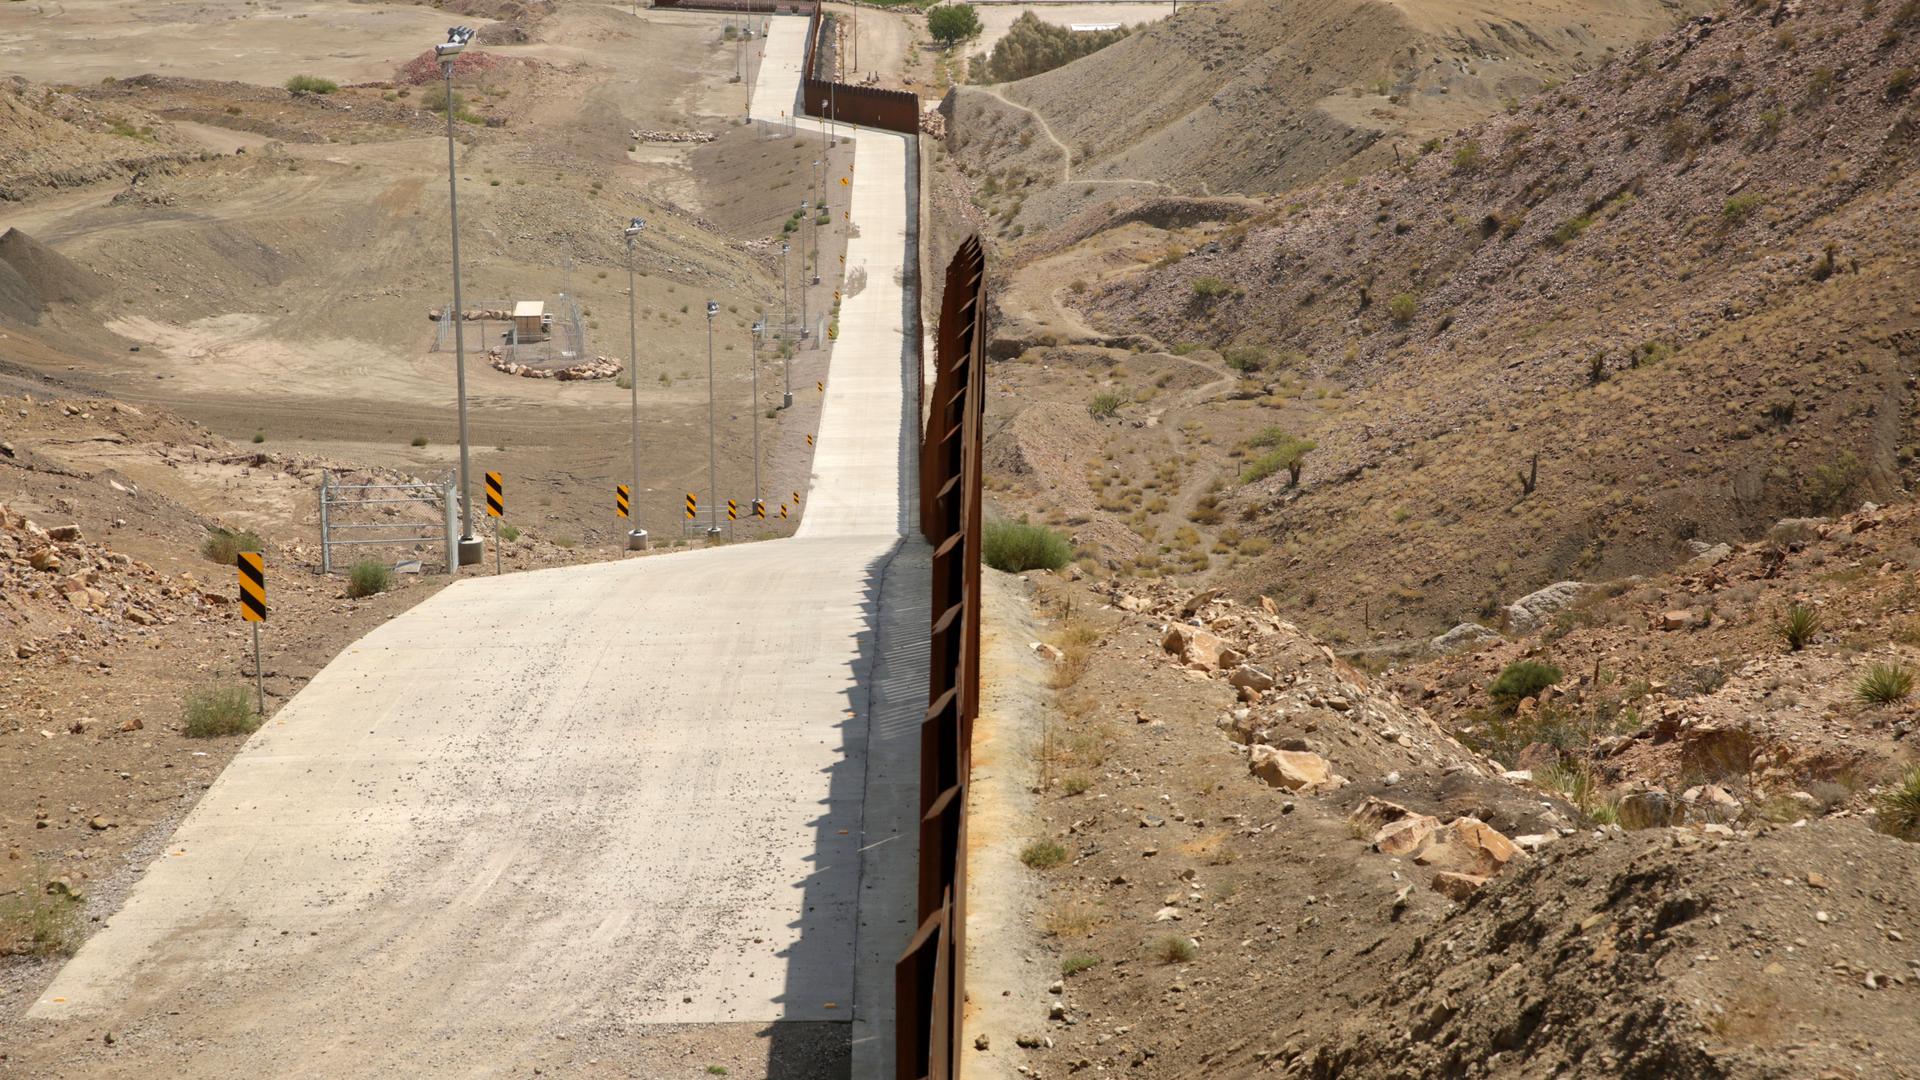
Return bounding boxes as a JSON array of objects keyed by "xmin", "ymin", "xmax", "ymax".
[
  {"xmin": 1161, "ymin": 623, "xmax": 1243, "ymax": 670},
  {"xmin": 1411, "ymin": 817, "xmax": 1523, "ymax": 877},
  {"xmin": 1372, "ymin": 814, "xmax": 1441, "ymax": 857},
  {"xmin": 1430, "ymin": 622, "xmax": 1502, "ymax": 654},
  {"xmin": 1503, "ymin": 581, "xmax": 1589, "ymax": 635},
  {"xmin": 1617, "ymin": 790, "xmax": 1678, "ymax": 829},
  {"xmin": 1248, "ymin": 746, "xmax": 1346, "ymax": 793},
  {"xmin": 1227, "ymin": 663, "xmax": 1276, "ymax": 692}
]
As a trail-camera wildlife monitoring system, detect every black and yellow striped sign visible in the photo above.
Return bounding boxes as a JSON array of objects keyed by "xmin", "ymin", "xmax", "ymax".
[
  {"xmin": 616, "ymin": 484, "xmax": 630, "ymax": 519},
  {"xmin": 806, "ymin": 433, "xmax": 814, "ymax": 446},
  {"xmin": 753, "ymin": 499, "xmax": 766, "ymax": 520},
  {"xmin": 485, "ymin": 472, "xmax": 503, "ymax": 517},
  {"xmin": 684, "ymin": 493, "xmax": 697, "ymax": 520},
  {"xmin": 817, "ymin": 380, "xmax": 824, "ymax": 392},
  {"xmin": 779, "ymin": 504, "xmax": 789, "ymax": 520},
  {"xmin": 727, "ymin": 499, "xmax": 738, "ymax": 521},
  {"xmin": 237, "ymin": 552, "xmax": 265, "ymax": 623},
  {"xmin": 792, "ymin": 490, "xmax": 801, "ymax": 505},
  {"xmin": 840, "ymin": 176, "xmax": 849, "ymax": 186}
]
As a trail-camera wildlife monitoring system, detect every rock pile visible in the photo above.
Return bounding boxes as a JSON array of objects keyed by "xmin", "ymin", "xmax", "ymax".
[
  {"xmin": 486, "ymin": 349, "xmax": 623, "ymax": 381},
  {"xmin": 630, "ymin": 129, "xmax": 716, "ymax": 143},
  {"xmin": 428, "ymin": 307, "xmax": 513, "ymax": 322},
  {"xmin": 1, "ymin": 503, "xmax": 202, "ymax": 662}
]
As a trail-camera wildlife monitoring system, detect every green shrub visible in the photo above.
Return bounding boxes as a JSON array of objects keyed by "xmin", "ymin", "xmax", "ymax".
[
  {"xmin": 201, "ymin": 527, "xmax": 263, "ymax": 565},
  {"xmin": 1221, "ymin": 345, "xmax": 1268, "ymax": 372},
  {"xmin": 1778, "ymin": 602, "xmax": 1822, "ymax": 651},
  {"xmin": 1388, "ymin": 293, "xmax": 1418, "ymax": 325},
  {"xmin": 1020, "ymin": 838, "xmax": 1069, "ymax": 869},
  {"xmin": 410, "ymin": 435, "xmax": 429, "ymax": 447},
  {"xmin": 1488, "ymin": 661, "xmax": 1562, "ymax": 709},
  {"xmin": 251, "ymin": 431, "xmax": 266, "ymax": 443},
  {"xmin": 285, "ymin": 74, "xmax": 339, "ymax": 94},
  {"xmin": 1241, "ymin": 433, "xmax": 1315, "ymax": 486},
  {"xmin": 346, "ymin": 560, "xmax": 392, "ymax": 599},
  {"xmin": 928, "ymin": 3, "xmax": 983, "ymax": 45},
  {"xmin": 1877, "ymin": 766, "xmax": 1920, "ymax": 840},
  {"xmin": 1087, "ymin": 391, "xmax": 1125, "ymax": 419},
  {"xmin": 1153, "ymin": 933, "xmax": 1196, "ymax": 964},
  {"xmin": 1804, "ymin": 452, "xmax": 1863, "ymax": 511},
  {"xmin": 1191, "ymin": 277, "xmax": 1232, "ymax": 299},
  {"xmin": 1722, "ymin": 193, "xmax": 1764, "ymax": 223},
  {"xmin": 1061, "ymin": 953, "xmax": 1100, "ymax": 977},
  {"xmin": 984, "ymin": 518, "xmax": 1071, "ymax": 572},
  {"xmin": 1547, "ymin": 214, "xmax": 1592, "ymax": 246},
  {"xmin": 1856, "ymin": 662, "xmax": 1914, "ymax": 705},
  {"xmin": 498, "ymin": 524, "xmax": 521, "ymax": 542},
  {"xmin": 1451, "ymin": 140, "xmax": 1482, "ymax": 172},
  {"xmin": 983, "ymin": 11, "xmax": 1131, "ymax": 82},
  {"xmin": 182, "ymin": 684, "xmax": 257, "ymax": 738}
]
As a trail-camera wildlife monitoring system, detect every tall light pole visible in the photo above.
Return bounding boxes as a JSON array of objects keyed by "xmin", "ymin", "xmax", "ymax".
[
  {"xmin": 704, "ymin": 300, "xmax": 721, "ymax": 538},
  {"xmin": 750, "ymin": 319, "xmax": 763, "ymax": 520},
  {"xmin": 798, "ymin": 202, "xmax": 809, "ymax": 348},
  {"xmin": 623, "ymin": 217, "xmax": 649, "ymax": 551},
  {"xmin": 437, "ymin": 25, "xmax": 483, "ymax": 568},
  {"xmin": 811, "ymin": 159, "xmax": 823, "ymax": 286},
  {"xmin": 779, "ymin": 240, "xmax": 792, "ymax": 408}
]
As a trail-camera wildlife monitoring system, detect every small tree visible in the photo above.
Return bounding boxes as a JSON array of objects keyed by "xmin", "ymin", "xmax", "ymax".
[
  {"xmin": 928, "ymin": 3, "xmax": 983, "ymax": 46},
  {"xmin": 1243, "ymin": 435, "xmax": 1315, "ymax": 487}
]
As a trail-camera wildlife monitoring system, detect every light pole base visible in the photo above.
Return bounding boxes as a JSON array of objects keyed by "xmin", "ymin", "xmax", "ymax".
[
  {"xmin": 457, "ymin": 536, "xmax": 485, "ymax": 566},
  {"xmin": 626, "ymin": 529, "xmax": 650, "ymax": 551},
  {"xmin": 782, "ymin": 392, "xmax": 793, "ymax": 409},
  {"xmin": 706, "ymin": 527, "xmax": 722, "ymax": 538}
]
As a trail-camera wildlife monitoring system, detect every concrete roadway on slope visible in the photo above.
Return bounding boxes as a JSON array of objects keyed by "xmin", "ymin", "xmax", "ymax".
[{"xmin": 18, "ymin": 13, "xmax": 925, "ymax": 1079}]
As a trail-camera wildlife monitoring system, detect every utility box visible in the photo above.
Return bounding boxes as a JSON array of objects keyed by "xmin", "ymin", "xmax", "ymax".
[{"xmin": 512, "ymin": 300, "xmax": 548, "ymax": 342}]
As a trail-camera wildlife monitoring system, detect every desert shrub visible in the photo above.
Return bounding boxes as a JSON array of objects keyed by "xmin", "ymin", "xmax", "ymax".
[
  {"xmin": 1221, "ymin": 345, "xmax": 1268, "ymax": 372},
  {"xmin": 1191, "ymin": 277, "xmax": 1232, "ymax": 300},
  {"xmin": 201, "ymin": 527, "xmax": 263, "ymax": 565},
  {"xmin": 285, "ymin": 74, "xmax": 338, "ymax": 94},
  {"xmin": 1452, "ymin": 140, "xmax": 1482, "ymax": 171},
  {"xmin": 1778, "ymin": 602, "xmax": 1822, "ymax": 651},
  {"xmin": 1489, "ymin": 660, "xmax": 1563, "ymax": 709},
  {"xmin": 1890, "ymin": 68, "xmax": 1916, "ymax": 98},
  {"xmin": 1856, "ymin": 662, "xmax": 1914, "ymax": 705},
  {"xmin": 1087, "ymin": 391, "xmax": 1124, "ymax": 419},
  {"xmin": 1020, "ymin": 838, "xmax": 1069, "ymax": 869},
  {"xmin": 1153, "ymin": 933, "xmax": 1196, "ymax": 964},
  {"xmin": 498, "ymin": 524, "xmax": 521, "ymax": 542},
  {"xmin": 1548, "ymin": 214, "xmax": 1592, "ymax": 246},
  {"xmin": 983, "ymin": 518, "xmax": 1072, "ymax": 572},
  {"xmin": 251, "ymin": 431, "xmax": 266, "ymax": 443},
  {"xmin": 1388, "ymin": 293, "xmax": 1417, "ymax": 324},
  {"xmin": 1722, "ymin": 193, "xmax": 1764, "ymax": 222},
  {"xmin": 984, "ymin": 12, "xmax": 1132, "ymax": 82},
  {"xmin": 1242, "ymin": 433, "xmax": 1315, "ymax": 486},
  {"xmin": 182, "ymin": 684, "xmax": 257, "ymax": 738},
  {"xmin": 1877, "ymin": 766, "xmax": 1920, "ymax": 840},
  {"xmin": 1061, "ymin": 953, "xmax": 1100, "ymax": 977},
  {"xmin": 411, "ymin": 435, "xmax": 429, "ymax": 447},
  {"xmin": 1804, "ymin": 452, "xmax": 1863, "ymax": 511},
  {"xmin": 346, "ymin": 560, "xmax": 392, "ymax": 599},
  {"xmin": 928, "ymin": 3, "xmax": 982, "ymax": 45},
  {"xmin": 0, "ymin": 873, "xmax": 81, "ymax": 958}
]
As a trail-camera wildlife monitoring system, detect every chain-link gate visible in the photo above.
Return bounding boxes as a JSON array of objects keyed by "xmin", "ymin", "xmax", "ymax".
[{"xmin": 318, "ymin": 471, "xmax": 460, "ymax": 575}]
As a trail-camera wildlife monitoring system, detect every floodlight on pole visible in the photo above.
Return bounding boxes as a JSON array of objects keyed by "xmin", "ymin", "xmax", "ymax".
[
  {"xmin": 704, "ymin": 300, "xmax": 721, "ymax": 537},
  {"xmin": 438, "ymin": 25, "xmax": 483, "ymax": 568},
  {"xmin": 623, "ymin": 216, "xmax": 649, "ymax": 551}
]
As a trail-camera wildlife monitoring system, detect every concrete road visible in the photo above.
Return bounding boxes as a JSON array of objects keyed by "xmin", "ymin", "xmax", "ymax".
[{"xmin": 22, "ymin": 14, "xmax": 925, "ymax": 1078}]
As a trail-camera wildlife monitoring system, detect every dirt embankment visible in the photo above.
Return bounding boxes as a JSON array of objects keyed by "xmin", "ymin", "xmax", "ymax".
[{"xmin": 971, "ymin": 568, "xmax": 1920, "ymax": 1079}]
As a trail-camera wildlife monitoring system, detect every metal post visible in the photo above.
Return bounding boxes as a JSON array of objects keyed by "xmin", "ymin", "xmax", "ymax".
[
  {"xmin": 495, "ymin": 515, "xmax": 502, "ymax": 575},
  {"xmin": 444, "ymin": 474, "xmax": 459, "ymax": 575},
  {"xmin": 751, "ymin": 322, "xmax": 762, "ymax": 514},
  {"xmin": 625, "ymin": 218, "xmax": 649, "ymax": 550},
  {"xmin": 705, "ymin": 300, "xmax": 721, "ymax": 537},
  {"xmin": 441, "ymin": 42, "xmax": 482, "ymax": 569},
  {"xmin": 780, "ymin": 241, "xmax": 793, "ymax": 408},
  {"xmin": 319, "ymin": 470, "xmax": 332, "ymax": 574},
  {"xmin": 800, "ymin": 207, "xmax": 809, "ymax": 349},
  {"xmin": 252, "ymin": 623, "xmax": 264, "ymax": 715}
]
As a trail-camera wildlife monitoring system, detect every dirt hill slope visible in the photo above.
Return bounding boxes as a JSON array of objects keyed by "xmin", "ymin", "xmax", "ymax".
[
  {"xmin": 944, "ymin": 0, "xmax": 1706, "ymax": 239},
  {"xmin": 1048, "ymin": 0, "xmax": 1920, "ymax": 642},
  {"xmin": 0, "ymin": 77, "xmax": 199, "ymax": 201},
  {"xmin": 0, "ymin": 229, "xmax": 107, "ymax": 325}
]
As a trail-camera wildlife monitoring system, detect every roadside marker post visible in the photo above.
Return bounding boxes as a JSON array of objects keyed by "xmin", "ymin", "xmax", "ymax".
[
  {"xmin": 817, "ymin": 380, "xmax": 825, "ymax": 393},
  {"xmin": 485, "ymin": 471, "xmax": 503, "ymax": 575},
  {"xmin": 806, "ymin": 434, "xmax": 814, "ymax": 446},
  {"xmin": 616, "ymin": 484, "xmax": 631, "ymax": 520},
  {"xmin": 779, "ymin": 503, "xmax": 788, "ymax": 520},
  {"xmin": 727, "ymin": 499, "xmax": 739, "ymax": 522},
  {"xmin": 685, "ymin": 493, "xmax": 698, "ymax": 521},
  {"xmin": 237, "ymin": 552, "xmax": 266, "ymax": 715},
  {"xmin": 753, "ymin": 499, "xmax": 766, "ymax": 520},
  {"xmin": 793, "ymin": 490, "xmax": 801, "ymax": 506}
]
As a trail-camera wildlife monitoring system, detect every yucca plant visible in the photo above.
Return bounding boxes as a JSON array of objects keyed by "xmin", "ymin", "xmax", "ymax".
[
  {"xmin": 1876, "ymin": 766, "xmax": 1920, "ymax": 841},
  {"xmin": 1856, "ymin": 662, "xmax": 1915, "ymax": 706},
  {"xmin": 1778, "ymin": 602, "xmax": 1821, "ymax": 651}
]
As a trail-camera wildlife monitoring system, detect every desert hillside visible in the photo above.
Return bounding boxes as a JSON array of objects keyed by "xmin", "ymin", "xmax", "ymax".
[
  {"xmin": 940, "ymin": 0, "xmax": 1709, "ymax": 240},
  {"xmin": 992, "ymin": 0, "xmax": 1920, "ymax": 643}
]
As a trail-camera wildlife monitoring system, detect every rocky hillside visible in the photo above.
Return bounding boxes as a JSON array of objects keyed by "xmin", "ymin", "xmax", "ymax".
[
  {"xmin": 942, "ymin": 0, "xmax": 1706, "ymax": 240},
  {"xmin": 1057, "ymin": 0, "xmax": 1920, "ymax": 641},
  {"xmin": 0, "ymin": 77, "xmax": 201, "ymax": 201}
]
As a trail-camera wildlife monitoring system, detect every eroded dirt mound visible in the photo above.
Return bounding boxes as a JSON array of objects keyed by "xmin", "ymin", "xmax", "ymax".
[
  {"xmin": 0, "ymin": 229, "xmax": 106, "ymax": 324},
  {"xmin": 0, "ymin": 77, "xmax": 195, "ymax": 200}
]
